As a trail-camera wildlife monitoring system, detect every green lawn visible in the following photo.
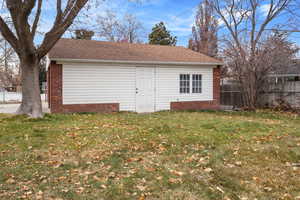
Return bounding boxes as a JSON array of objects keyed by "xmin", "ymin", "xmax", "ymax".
[{"xmin": 0, "ymin": 111, "xmax": 299, "ymax": 200}]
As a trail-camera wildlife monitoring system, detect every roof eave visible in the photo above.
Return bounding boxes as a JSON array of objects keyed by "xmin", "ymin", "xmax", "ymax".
[
  {"xmin": 268, "ymin": 74, "xmax": 300, "ymax": 77},
  {"xmin": 51, "ymin": 58, "xmax": 223, "ymax": 66}
]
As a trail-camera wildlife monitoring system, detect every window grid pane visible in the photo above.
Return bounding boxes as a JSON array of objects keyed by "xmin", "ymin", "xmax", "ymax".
[
  {"xmin": 192, "ymin": 74, "xmax": 202, "ymax": 93},
  {"xmin": 180, "ymin": 74, "xmax": 190, "ymax": 93}
]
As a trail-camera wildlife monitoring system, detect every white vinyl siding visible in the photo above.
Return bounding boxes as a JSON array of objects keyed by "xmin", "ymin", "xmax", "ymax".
[
  {"xmin": 155, "ymin": 66, "xmax": 214, "ymax": 111},
  {"xmin": 62, "ymin": 63, "xmax": 215, "ymax": 112},
  {"xmin": 62, "ymin": 64, "xmax": 136, "ymax": 111}
]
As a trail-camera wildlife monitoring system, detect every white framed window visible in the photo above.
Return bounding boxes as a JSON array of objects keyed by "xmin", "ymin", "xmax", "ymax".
[
  {"xmin": 179, "ymin": 74, "xmax": 202, "ymax": 94},
  {"xmin": 192, "ymin": 74, "xmax": 202, "ymax": 93},
  {"xmin": 180, "ymin": 74, "xmax": 190, "ymax": 93}
]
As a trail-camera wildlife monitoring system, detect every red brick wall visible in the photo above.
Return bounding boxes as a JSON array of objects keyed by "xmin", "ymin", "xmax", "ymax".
[
  {"xmin": 49, "ymin": 61, "xmax": 63, "ymax": 113},
  {"xmin": 170, "ymin": 66, "xmax": 221, "ymax": 111},
  {"xmin": 213, "ymin": 66, "xmax": 221, "ymax": 105},
  {"xmin": 48, "ymin": 61, "xmax": 119, "ymax": 113},
  {"xmin": 171, "ymin": 101, "xmax": 219, "ymax": 110},
  {"xmin": 60, "ymin": 104, "xmax": 119, "ymax": 113},
  {"xmin": 47, "ymin": 69, "xmax": 50, "ymax": 108}
]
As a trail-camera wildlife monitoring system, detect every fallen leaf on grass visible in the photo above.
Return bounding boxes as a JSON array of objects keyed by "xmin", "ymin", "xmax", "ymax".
[
  {"xmin": 127, "ymin": 157, "xmax": 143, "ymax": 162},
  {"xmin": 264, "ymin": 187, "xmax": 272, "ymax": 192},
  {"xmin": 100, "ymin": 184, "xmax": 107, "ymax": 189},
  {"xmin": 226, "ymin": 164, "xmax": 235, "ymax": 168},
  {"xmin": 137, "ymin": 185, "xmax": 147, "ymax": 191},
  {"xmin": 35, "ymin": 191, "xmax": 43, "ymax": 200},
  {"xmin": 169, "ymin": 178, "xmax": 182, "ymax": 184},
  {"xmin": 139, "ymin": 196, "xmax": 145, "ymax": 200},
  {"xmin": 145, "ymin": 167, "xmax": 156, "ymax": 172},
  {"xmin": 93, "ymin": 175, "xmax": 102, "ymax": 181},
  {"xmin": 170, "ymin": 169, "xmax": 184, "ymax": 176},
  {"xmin": 76, "ymin": 187, "xmax": 84, "ymax": 194},
  {"xmin": 5, "ymin": 178, "xmax": 15, "ymax": 184},
  {"xmin": 216, "ymin": 186, "xmax": 224, "ymax": 193},
  {"xmin": 108, "ymin": 172, "xmax": 116, "ymax": 178},
  {"xmin": 204, "ymin": 168, "xmax": 213, "ymax": 173},
  {"xmin": 62, "ymin": 189, "xmax": 69, "ymax": 193}
]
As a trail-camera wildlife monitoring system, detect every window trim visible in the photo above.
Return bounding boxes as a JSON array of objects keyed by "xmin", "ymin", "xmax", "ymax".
[
  {"xmin": 192, "ymin": 74, "xmax": 202, "ymax": 93},
  {"xmin": 179, "ymin": 74, "xmax": 190, "ymax": 94},
  {"xmin": 179, "ymin": 73, "xmax": 202, "ymax": 94}
]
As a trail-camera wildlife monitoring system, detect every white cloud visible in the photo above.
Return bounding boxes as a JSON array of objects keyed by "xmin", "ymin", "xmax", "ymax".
[
  {"xmin": 162, "ymin": 8, "xmax": 196, "ymax": 37},
  {"xmin": 138, "ymin": 0, "xmax": 168, "ymax": 6},
  {"xmin": 260, "ymin": 4, "xmax": 271, "ymax": 16}
]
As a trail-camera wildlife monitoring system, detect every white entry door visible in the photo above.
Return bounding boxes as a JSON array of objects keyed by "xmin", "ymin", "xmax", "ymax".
[{"xmin": 136, "ymin": 67, "xmax": 155, "ymax": 113}]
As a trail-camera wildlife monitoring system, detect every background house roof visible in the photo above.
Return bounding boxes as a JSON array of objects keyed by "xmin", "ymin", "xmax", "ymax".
[
  {"xmin": 48, "ymin": 38, "xmax": 222, "ymax": 64},
  {"xmin": 271, "ymin": 59, "xmax": 300, "ymax": 75}
]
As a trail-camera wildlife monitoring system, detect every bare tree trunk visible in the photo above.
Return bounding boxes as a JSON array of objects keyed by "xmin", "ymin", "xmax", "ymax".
[{"xmin": 17, "ymin": 55, "xmax": 43, "ymax": 118}]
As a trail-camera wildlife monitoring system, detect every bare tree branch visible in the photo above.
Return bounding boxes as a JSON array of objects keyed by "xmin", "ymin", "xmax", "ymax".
[
  {"xmin": 210, "ymin": 0, "xmax": 294, "ymax": 108},
  {"xmin": 0, "ymin": 16, "xmax": 19, "ymax": 52},
  {"xmin": 31, "ymin": 0, "xmax": 42, "ymax": 39},
  {"xmin": 37, "ymin": 0, "xmax": 88, "ymax": 58}
]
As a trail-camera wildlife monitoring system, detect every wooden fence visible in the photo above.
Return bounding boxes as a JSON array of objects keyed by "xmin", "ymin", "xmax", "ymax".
[
  {"xmin": 220, "ymin": 81, "xmax": 300, "ymax": 108},
  {"xmin": 220, "ymin": 91, "xmax": 244, "ymax": 108},
  {"xmin": 261, "ymin": 81, "xmax": 300, "ymax": 108}
]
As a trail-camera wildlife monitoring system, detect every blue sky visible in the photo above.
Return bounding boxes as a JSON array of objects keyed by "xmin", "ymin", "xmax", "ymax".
[
  {"xmin": 1, "ymin": 0, "xmax": 299, "ymax": 48},
  {"xmin": 75, "ymin": 0, "xmax": 201, "ymax": 47},
  {"xmin": 78, "ymin": 0, "xmax": 300, "ymax": 47},
  {"xmin": 27, "ymin": 0, "xmax": 200, "ymax": 46},
  {"xmin": 125, "ymin": 0, "xmax": 200, "ymax": 46}
]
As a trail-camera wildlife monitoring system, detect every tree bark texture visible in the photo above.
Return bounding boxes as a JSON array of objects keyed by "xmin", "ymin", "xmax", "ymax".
[{"xmin": 16, "ymin": 55, "xmax": 43, "ymax": 118}]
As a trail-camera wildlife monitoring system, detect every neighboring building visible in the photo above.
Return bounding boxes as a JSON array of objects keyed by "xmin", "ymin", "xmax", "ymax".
[
  {"xmin": 265, "ymin": 59, "xmax": 300, "ymax": 108},
  {"xmin": 47, "ymin": 38, "xmax": 222, "ymax": 113},
  {"xmin": 268, "ymin": 59, "xmax": 300, "ymax": 82}
]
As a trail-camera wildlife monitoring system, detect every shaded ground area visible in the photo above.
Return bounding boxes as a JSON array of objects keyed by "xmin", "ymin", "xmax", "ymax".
[
  {"xmin": 0, "ymin": 101, "xmax": 49, "ymax": 114},
  {"xmin": 0, "ymin": 111, "xmax": 299, "ymax": 199}
]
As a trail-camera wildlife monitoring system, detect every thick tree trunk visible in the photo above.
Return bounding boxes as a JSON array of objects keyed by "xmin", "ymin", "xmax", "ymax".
[{"xmin": 16, "ymin": 55, "xmax": 43, "ymax": 118}]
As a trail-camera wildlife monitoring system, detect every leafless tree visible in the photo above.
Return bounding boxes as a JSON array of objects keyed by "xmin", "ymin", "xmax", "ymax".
[
  {"xmin": 0, "ymin": 17, "xmax": 17, "ymax": 88},
  {"xmin": 0, "ymin": 0, "xmax": 99, "ymax": 117},
  {"xmin": 97, "ymin": 10, "xmax": 144, "ymax": 43},
  {"xmin": 73, "ymin": 29, "xmax": 95, "ymax": 40},
  {"xmin": 189, "ymin": 0, "xmax": 218, "ymax": 57},
  {"xmin": 119, "ymin": 14, "xmax": 144, "ymax": 43},
  {"xmin": 0, "ymin": 41, "xmax": 18, "ymax": 90},
  {"xmin": 0, "ymin": 67, "xmax": 14, "ymax": 88},
  {"xmin": 209, "ymin": 0, "xmax": 293, "ymax": 109},
  {"xmin": 225, "ymin": 31, "xmax": 298, "ymax": 100},
  {"xmin": 0, "ymin": 37, "xmax": 15, "ymax": 71},
  {"xmin": 97, "ymin": 10, "xmax": 121, "ymax": 42}
]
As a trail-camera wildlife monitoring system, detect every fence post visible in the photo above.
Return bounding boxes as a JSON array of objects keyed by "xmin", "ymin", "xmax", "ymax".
[{"xmin": 2, "ymin": 90, "xmax": 5, "ymax": 103}]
